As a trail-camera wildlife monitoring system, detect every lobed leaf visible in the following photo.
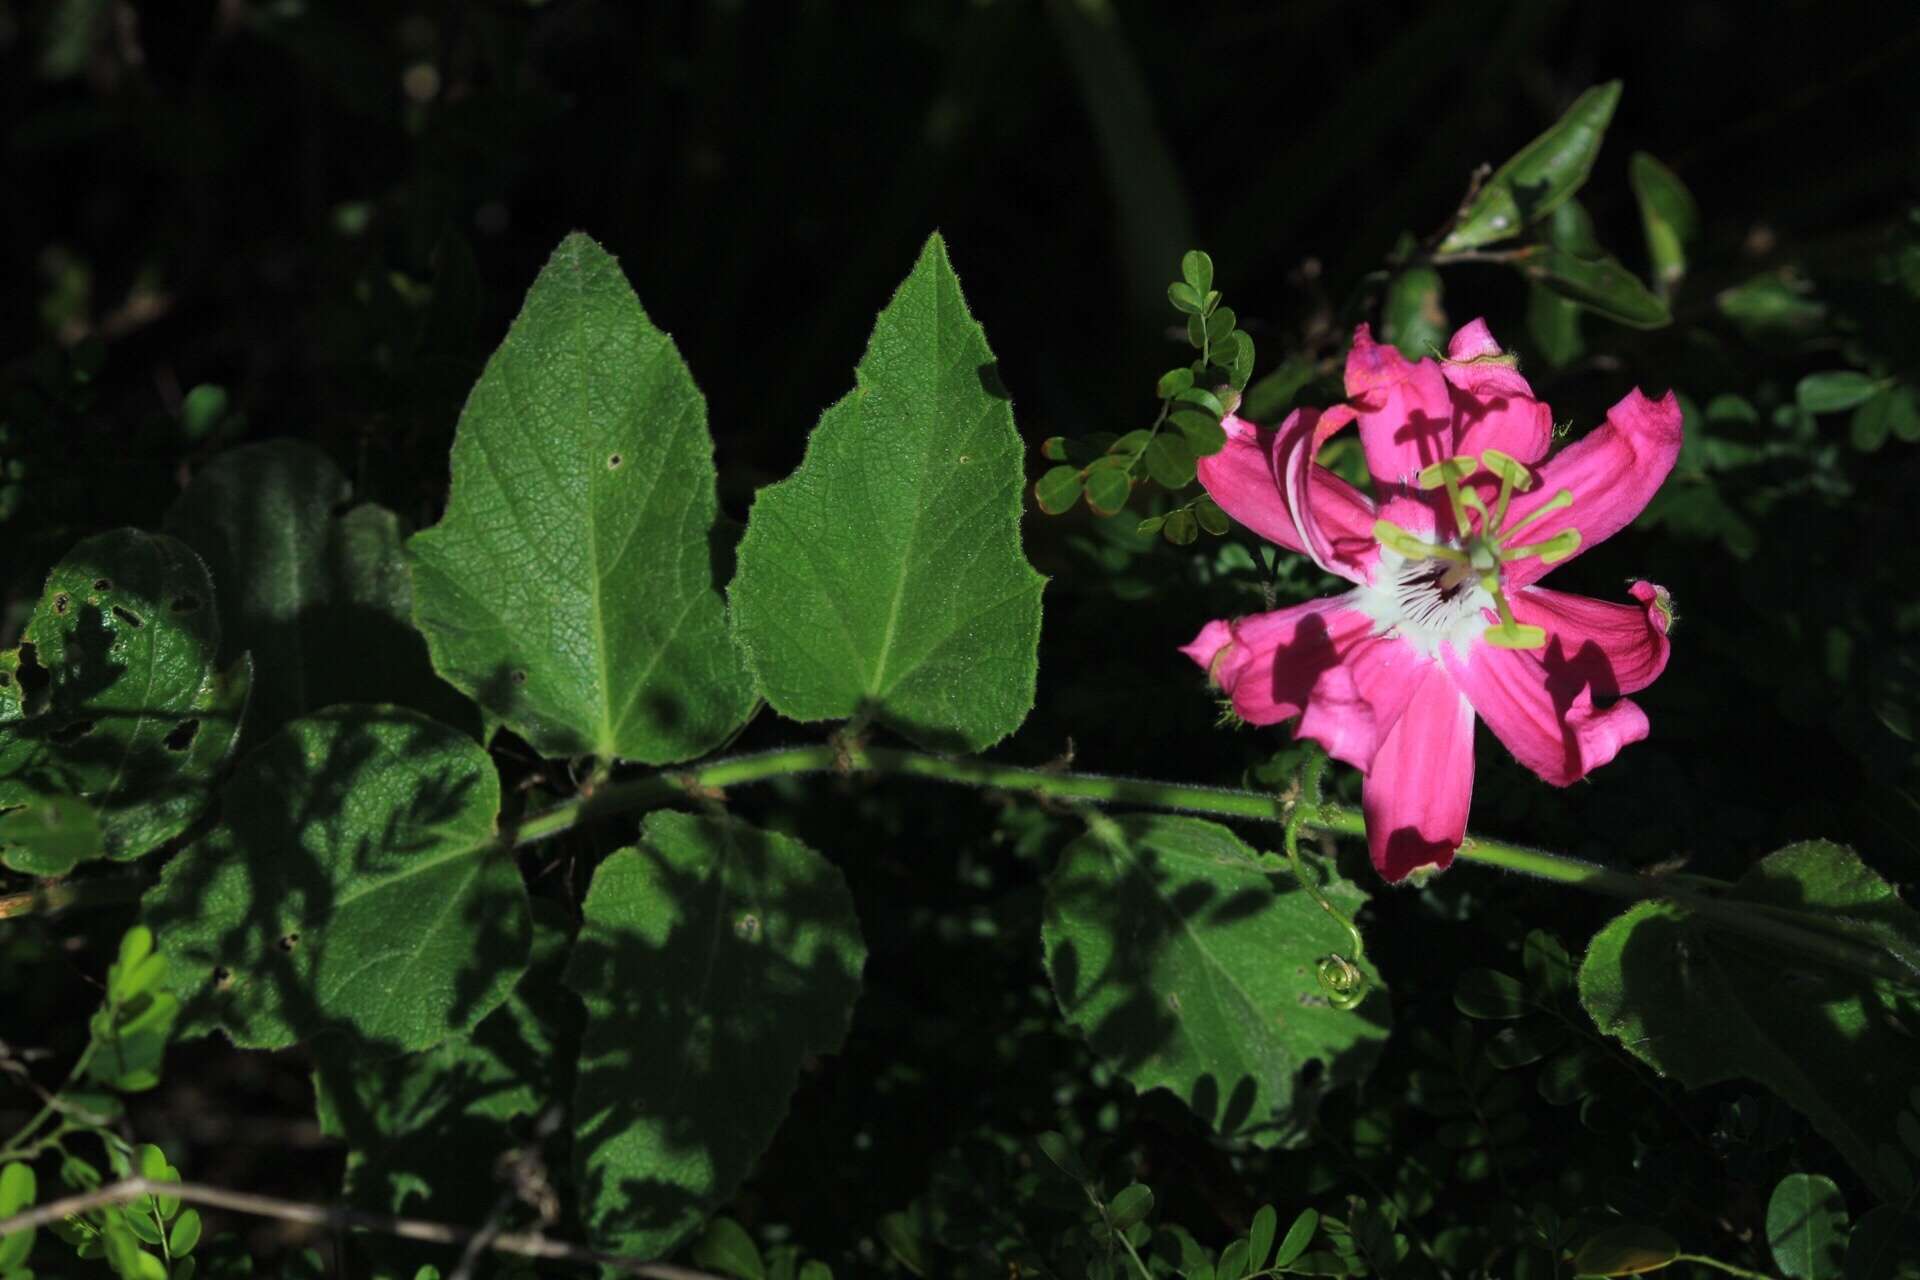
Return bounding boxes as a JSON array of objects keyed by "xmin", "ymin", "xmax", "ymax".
[
  {"xmin": 729, "ymin": 233, "xmax": 1045, "ymax": 752},
  {"xmin": 409, "ymin": 232, "xmax": 756, "ymax": 765}
]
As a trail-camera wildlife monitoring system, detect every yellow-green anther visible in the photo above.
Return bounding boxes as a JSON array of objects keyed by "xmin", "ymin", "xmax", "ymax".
[
  {"xmin": 1372, "ymin": 519, "xmax": 1466, "ymax": 563},
  {"xmin": 1504, "ymin": 527, "xmax": 1583, "ymax": 566},
  {"xmin": 1500, "ymin": 488, "xmax": 1573, "ymax": 541},
  {"xmin": 1484, "ymin": 621, "xmax": 1549, "ymax": 649},
  {"xmin": 1483, "ymin": 586, "xmax": 1547, "ymax": 649},
  {"xmin": 1478, "ymin": 449, "xmax": 1535, "ymax": 492},
  {"xmin": 1416, "ymin": 455, "xmax": 1481, "ymax": 491}
]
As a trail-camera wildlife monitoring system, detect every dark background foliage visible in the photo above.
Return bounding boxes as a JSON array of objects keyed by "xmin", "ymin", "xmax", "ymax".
[{"xmin": 4, "ymin": 1, "xmax": 1919, "ymax": 1275}]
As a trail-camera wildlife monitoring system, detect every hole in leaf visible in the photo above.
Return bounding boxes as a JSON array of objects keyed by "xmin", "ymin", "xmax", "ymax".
[
  {"xmin": 733, "ymin": 913, "xmax": 761, "ymax": 941},
  {"xmin": 213, "ymin": 966, "xmax": 234, "ymax": 989},
  {"xmin": 607, "ymin": 453, "xmax": 624, "ymax": 469},
  {"xmin": 163, "ymin": 720, "xmax": 200, "ymax": 752},
  {"xmin": 510, "ymin": 670, "xmax": 528, "ymax": 686},
  {"xmin": 13, "ymin": 644, "xmax": 48, "ymax": 702},
  {"xmin": 170, "ymin": 594, "xmax": 203, "ymax": 614},
  {"xmin": 278, "ymin": 933, "xmax": 300, "ymax": 952},
  {"xmin": 50, "ymin": 719, "xmax": 96, "ymax": 745},
  {"xmin": 93, "ymin": 578, "xmax": 113, "ymax": 591},
  {"xmin": 112, "ymin": 606, "xmax": 144, "ymax": 629},
  {"xmin": 52, "ymin": 592, "xmax": 70, "ymax": 615},
  {"xmin": 0, "ymin": 672, "xmax": 9, "ymax": 687}
]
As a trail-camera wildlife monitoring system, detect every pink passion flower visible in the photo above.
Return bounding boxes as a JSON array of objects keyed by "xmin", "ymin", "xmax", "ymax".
[{"xmin": 1184, "ymin": 320, "xmax": 1680, "ymax": 881}]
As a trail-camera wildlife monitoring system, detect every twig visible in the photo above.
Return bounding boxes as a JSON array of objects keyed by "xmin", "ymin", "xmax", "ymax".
[{"xmin": 0, "ymin": 1177, "xmax": 724, "ymax": 1279}]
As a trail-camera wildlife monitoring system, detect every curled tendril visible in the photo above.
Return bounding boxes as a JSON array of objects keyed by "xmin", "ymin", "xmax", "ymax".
[
  {"xmin": 1315, "ymin": 953, "xmax": 1369, "ymax": 1010},
  {"xmin": 1281, "ymin": 746, "xmax": 1371, "ymax": 1012}
]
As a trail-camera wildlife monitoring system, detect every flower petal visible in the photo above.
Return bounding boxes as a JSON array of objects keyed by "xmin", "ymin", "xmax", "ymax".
[
  {"xmin": 1508, "ymin": 581, "xmax": 1673, "ymax": 696},
  {"xmin": 1345, "ymin": 324, "xmax": 1456, "ymax": 490},
  {"xmin": 1499, "ymin": 388, "xmax": 1683, "ymax": 588},
  {"xmin": 1442, "ymin": 319, "xmax": 1553, "ymax": 466},
  {"xmin": 1361, "ymin": 665, "xmax": 1476, "ymax": 881},
  {"xmin": 1183, "ymin": 597, "xmax": 1373, "ymax": 726},
  {"xmin": 1443, "ymin": 638, "xmax": 1651, "ymax": 787},
  {"xmin": 1297, "ymin": 630, "xmax": 1432, "ymax": 771},
  {"xmin": 1196, "ymin": 412, "xmax": 1375, "ymax": 578},
  {"xmin": 1276, "ymin": 406, "xmax": 1378, "ymax": 582}
]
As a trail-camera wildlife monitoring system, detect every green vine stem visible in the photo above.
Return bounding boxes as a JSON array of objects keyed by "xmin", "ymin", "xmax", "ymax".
[{"xmin": 3, "ymin": 744, "xmax": 1913, "ymax": 989}]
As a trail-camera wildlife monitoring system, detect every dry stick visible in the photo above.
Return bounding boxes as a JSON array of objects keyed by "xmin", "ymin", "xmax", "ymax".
[{"xmin": 0, "ymin": 1178, "xmax": 723, "ymax": 1280}]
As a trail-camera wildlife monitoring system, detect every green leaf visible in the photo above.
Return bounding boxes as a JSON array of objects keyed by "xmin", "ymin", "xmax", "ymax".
[
  {"xmin": 1195, "ymin": 498, "xmax": 1229, "ymax": 537},
  {"xmin": 1158, "ymin": 368, "xmax": 1195, "ymax": 399},
  {"xmin": 1242, "ymin": 356, "xmax": 1315, "ymax": 423},
  {"xmin": 1036, "ymin": 1131, "xmax": 1092, "ymax": 1185},
  {"xmin": 1162, "ymin": 509, "xmax": 1198, "ymax": 546},
  {"xmin": 1108, "ymin": 1184, "xmax": 1154, "ymax": 1232},
  {"xmin": 0, "ymin": 793, "xmax": 100, "ymax": 871},
  {"xmin": 0, "ymin": 1162, "xmax": 33, "ymax": 1216},
  {"xmin": 1144, "ymin": 434, "xmax": 1196, "ymax": 488},
  {"xmin": 691, "ymin": 1217, "xmax": 767, "ymax": 1280},
  {"xmin": 1579, "ymin": 840, "xmax": 1920, "ymax": 1198},
  {"xmin": 1275, "ymin": 1208, "xmax": 1319, "ymax": 1268},
  {"xmin": 1383, "ymin": 267, "xmax": 1447, "ymax": 360},
  {"xmin": 565, "ymin": 811, "xmax": 865, "ymax": 1260},
  {"xmin": 1454, "ymin": 969, "xmax": 1530, "ymax": 1019},
  {"xmin": 1247, "ymin": 1204, "xmax": 1278, "ymax": 1273},
  {"xmin": 179, "ymin": 384, "xmax": 229, "ymax": 440},
  {"xmin": 408, "ymin": 232, "xmax": 755, "ymax": 765},
  {"xmin": 1084, "ymin": 467, "xmax": 1132, "ymax": 518},
  {"xmin": 1034, "ymin": 465, "xmax": 1085, "ymax": 515},
  {"xmin": 1441, "ymin": 81, "xmax": 1622, "ymax": 252},
  {"xmin": 1524, "ymin": 247, "xmax": 1671, "ymax": 329},
  {"xmin": 1042, "ymin": 815, "xmax": 1390, "ymax": 1146},
  {"xmin": 1797, "ymin": 371, "xmax": 1883, "ymax": 415},
  {"xmin": 143, "ymin": 705, "xmax": 527, "ymax": 1052},
  {"xmin": 1167, "ymin": 281, "xmax": 1203, "ymax": 315},
  {"xmin": 1628, "ymin": 152, "xmax": 1698, "ymax": 296},
  {"xmin": 1846, "ymin": 1207, "xmax": 1920, "ymax": 1280},
  {"xmin": 1182, "ymin": 250, "xmax": 1214, "ymax": 296},
  {"xmin": 728, "ymin": 233, "xmax": 1044, "ymax": 754},
  {"xmin": 0, "ymin": 529, "xmax": 250, "ymax": 874},
  {"xmin": 165, "ymin": 441, "xmax": 475, "ymax": 737},
  {"xmin": 1172, "ymin": 409, "xmax": 1228, "ymax": 455},
  {"xmin": 1853, "ymin": 389, "xmax": 1895, "ymax": 452},
  {"xmin": 168, "ymin": 1209, "xmax": 203, "ymax": 1258},
  {"xmin": 311, "ymin": 901, "xmax": 580, "ymax": 1278},
  {"xmin": 1767, "ymin": 1173, "xmax": 1848, "ymax": 1280},
  {"xmin": 1570, "ymin": 1223, "xmax": 1680, "ymax": 1275},
  {"xmin": 1528, "ymin": 284, "xmax": 1587, "ymax": 369}
]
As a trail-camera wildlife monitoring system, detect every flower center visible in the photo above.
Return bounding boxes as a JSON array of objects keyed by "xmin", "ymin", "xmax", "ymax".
[
  {"xmin": 1353, "ymin": 543, "xmax": 1495, "ymax": 658},
  {"xmin": 1367, "ymin": 449, "xmax": 1580, "ymax": 652}
]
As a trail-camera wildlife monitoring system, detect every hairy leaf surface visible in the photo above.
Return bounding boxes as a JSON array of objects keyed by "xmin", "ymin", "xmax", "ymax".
[
  {"xmin": 409, "ymin": 232, "xmax": 755, "ymax": 763},
  {"xmin": 729, "ymin": 233, "xmax": 1044, "ymax": 752},
  {"xmin": 0, "ymin": 530, "xmax": 249, "ymax": 874},
  {"xmin": 144, "ymin": 705, "xmax": 527, "ymax": 1052},
  {"xmin": 1043, "ymin": 814, "xmax": 1391, "ymax": 1146},
  {"xmin": 566, "ymin": 811, "xmax": 866, "ymax": 1259}
]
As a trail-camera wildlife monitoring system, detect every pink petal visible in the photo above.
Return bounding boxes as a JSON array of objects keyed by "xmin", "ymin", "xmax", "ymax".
[
  {"xmin": 1499, "ymin": 388, "xmax": 1683, "ymax": 589},
  {"xmin": 1443, "ymin": 640, "xmax": 1651, "ymax": 787},
  {"xmin": 1196, "ymin": 412, "xmax": 1375, "ymax": 579},
  {"xmin": 1361, "ymin": 665, "xmax": 1476, "ymax": 881},
  {"xmin": 1441, "ymin": 319, "xmax": 1553, "ymax": 466},
  {"xmin": 1508, "ymin": 581, "xmax": 1673, "ymax": 696},
  {"xmin": 1276, "ymin": 406, "xmax": 1378, "ymax": 583},
  {"xmin": 1183, "ymin": 599, "xmax": 1429, "ymax": 772},
  {"xmin": 1297, "ymin": 630, "xmax": 1431, "ymax": 771},
  {"xmin": 1183, "ymin": 598, "xmax": 1374, "ymax": 727},
  {"xmin": 1345, "ymin": 324, "xmax": 1456, "ymax": 490}
]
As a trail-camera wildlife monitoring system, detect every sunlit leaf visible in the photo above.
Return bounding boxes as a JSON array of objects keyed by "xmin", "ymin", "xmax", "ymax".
[
  {"xmin": 1042, "ymin": 815, "xmax": 1390, "ymax": 1147},
  {"xmin": 729, "ymin": 233, "xmax": 1044, "ymax": 753},
  {"xmin": 1767, "ymin": 1173, "xmax": 1847, "ymax": 1280},
  {"xmin": 409, "ymin": 232, "xmax": 756, "ymax": 765},
  {"xmin": 1441, "ymin": 81, "xmax": 1621, "ymax": 252}
]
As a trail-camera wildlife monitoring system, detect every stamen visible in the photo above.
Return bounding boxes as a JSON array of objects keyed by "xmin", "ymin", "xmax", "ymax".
[
  {"xmin": 1502, "ymin": 527, "xmax": 1582, "ymax": 566},
  {"xmin": 1479, "ymin": 448, "xmax": 1533, "ymax": 530},
  {"xmin": 1500, "ymin": 488, "xmax": 1573, "ymax": 541},
  {"xmin": 1372, "ymin": 519, "xmax": 1467, "ymax": 564},
  {"xmin": 1417, "ymin": 454, "xmax": 1480, "ymax": 538},
  {"xmin": 1482, "ymin": 587, "xmax": 1547, "ymax": 650}
]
